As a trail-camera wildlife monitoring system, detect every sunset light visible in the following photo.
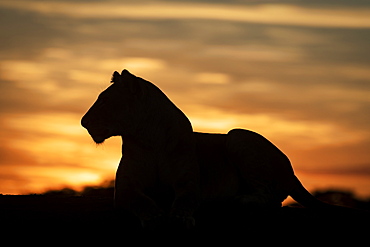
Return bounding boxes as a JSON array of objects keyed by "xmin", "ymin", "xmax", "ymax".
[{"xmin": 0, "ymin": 0, "xmax": 369, "ymax": 200}]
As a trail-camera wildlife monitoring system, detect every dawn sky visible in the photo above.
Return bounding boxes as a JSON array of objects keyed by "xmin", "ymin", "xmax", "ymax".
[{"xmin": 0, "ymin": 0, "xmax": 369, "ymax": 198}]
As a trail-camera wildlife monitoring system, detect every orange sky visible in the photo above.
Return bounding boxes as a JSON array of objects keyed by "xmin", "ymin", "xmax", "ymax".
[{"xmin": 0, "ymin": 0, "xmax": 370, "ymax": 199}]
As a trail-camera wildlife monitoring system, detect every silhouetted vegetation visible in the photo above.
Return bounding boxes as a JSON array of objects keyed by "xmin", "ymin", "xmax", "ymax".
[
  {"xmin": 39, "ymin": 180, "xmax": 115, "ymax": 197},
  {"xmin": 36, "ymin": 180, "xmax": 370, "ymax": 211},
  {"xmin": 0, "ymin": 183, "xmax": 368, "ymax": 242}
]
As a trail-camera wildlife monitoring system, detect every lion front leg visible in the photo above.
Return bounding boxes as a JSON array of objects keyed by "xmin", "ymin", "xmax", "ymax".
[
  {"xmin": 169, "ymin": 179, "xmax": 199, "ymax": 230},
  {"xmin": 115, "ymin": 183, "xmax": 166, "ymax": 229},
  {"xmin": 164, "ymin": 146, "xmax": 200, "ymax": 230},
  {"xmin": 115, "ymin": 161, "xmax": 165, "ymax": 229}
]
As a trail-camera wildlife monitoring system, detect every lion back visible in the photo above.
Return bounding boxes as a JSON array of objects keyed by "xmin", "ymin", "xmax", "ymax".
[{"xmin": 226, "ymin": 129, "xmax": 296, "ymax": 202}]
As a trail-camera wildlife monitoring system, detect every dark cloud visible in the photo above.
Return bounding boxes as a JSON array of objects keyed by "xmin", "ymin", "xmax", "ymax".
[
  {"xmin": 0, "ymin": 7, "xmax": 67, "ymax": 60},
  {"xmin": 139, "ymin": 0, "xmax": 370, "ymax": 7}
]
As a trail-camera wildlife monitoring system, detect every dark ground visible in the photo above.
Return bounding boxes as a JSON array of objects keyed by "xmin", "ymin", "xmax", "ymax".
[{"xmin": 1, "ymin": 188, "xmax": 369, "ymax": 243}]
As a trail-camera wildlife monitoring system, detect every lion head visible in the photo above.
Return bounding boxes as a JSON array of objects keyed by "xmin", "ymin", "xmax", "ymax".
[
  {"xmin": 81, "ymin": 70, "xmax": 148, "ymax": 144},
  {"xmin": 81, "ymin": 69, "xmax": 192, "ymax": 145}
]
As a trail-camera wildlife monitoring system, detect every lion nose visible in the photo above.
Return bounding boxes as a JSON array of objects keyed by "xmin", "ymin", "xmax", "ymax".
[{"xmin": 81, "ymin": 116, "xmax": 89, "ymax": 128}]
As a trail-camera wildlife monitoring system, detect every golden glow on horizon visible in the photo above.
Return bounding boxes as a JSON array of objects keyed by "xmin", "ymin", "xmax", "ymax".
[{"xmin": 19, "ymin": 167, "xmax": 105, "ymax": 194}]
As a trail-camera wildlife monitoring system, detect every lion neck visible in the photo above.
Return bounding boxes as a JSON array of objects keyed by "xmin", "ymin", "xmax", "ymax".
[
  {"xmin": 120, "ymin": 82, "xmax": 194, "ymax": 157},
  {"xmin": 121, "ymin": 104, "xmax": 193, "ymax": 157}
]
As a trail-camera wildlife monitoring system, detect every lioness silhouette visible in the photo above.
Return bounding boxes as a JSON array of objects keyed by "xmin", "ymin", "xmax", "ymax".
[{"xmin": 81, "ymin": 70, "xmax": 331, "ymax": 229}]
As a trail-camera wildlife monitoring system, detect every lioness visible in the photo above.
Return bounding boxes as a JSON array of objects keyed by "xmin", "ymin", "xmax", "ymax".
[{"xmin": 81, "ymin": 70, "xmax": 329, "ymax": 229}]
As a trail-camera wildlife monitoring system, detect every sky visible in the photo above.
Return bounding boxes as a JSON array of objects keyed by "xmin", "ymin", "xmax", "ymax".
[{"xmin": 0, "ymin": 0, "xmax": 370, "ymax": 199}]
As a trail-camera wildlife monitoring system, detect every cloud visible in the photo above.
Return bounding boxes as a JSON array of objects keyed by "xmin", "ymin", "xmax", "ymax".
[
  {"xmin": 195, "ymin": 72, "xmax": 230, "ymax": 85},
  {"xmin": 187, "ymin": 104, "xmax": 367, "ymax": 149},
  {"xmin": 99, "ymin": 57, "xmax": 167, "ymax": 72},
  {"xmin": 2, "ymin": 1, "xmax": 370, "ymax": 28},
  {"xmin": 0, "ymin": 5, "xmax": 368, "ymax": 133}
]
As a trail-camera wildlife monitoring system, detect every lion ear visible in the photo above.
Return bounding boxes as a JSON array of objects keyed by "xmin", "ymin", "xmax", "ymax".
[
  {"xmin": 111, "ymin": 71, "xmax": 122, "ymax": 83},
  {"xmin": 121, "ymin": 69, "xmax": 131, "ymax": 76},
  {"xmin": 120, "ymin": 69, "xmax": 142, "ymax": 95}
]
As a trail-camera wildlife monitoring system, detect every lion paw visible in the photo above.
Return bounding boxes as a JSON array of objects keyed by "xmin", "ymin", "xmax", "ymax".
[
  {"xmin": 236, "ymin": 195, "xmax": 269, "ymax": 208},
  {"xmin": 169, "ymin": 215, "xmax": 195, "ymax": 230},
  {"xmin": 141, "ymin": 215, "xmax": 167, "ymax": 230}
]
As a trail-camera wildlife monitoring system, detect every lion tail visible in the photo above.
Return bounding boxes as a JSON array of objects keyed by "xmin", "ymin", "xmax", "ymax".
[
  {"xmin": 289, "ymin": 175, "xmax": 369, "ymax": 220},
  {"xmin": 289, "ymin": 175, "xmax": 329, "ymax": 209}
]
